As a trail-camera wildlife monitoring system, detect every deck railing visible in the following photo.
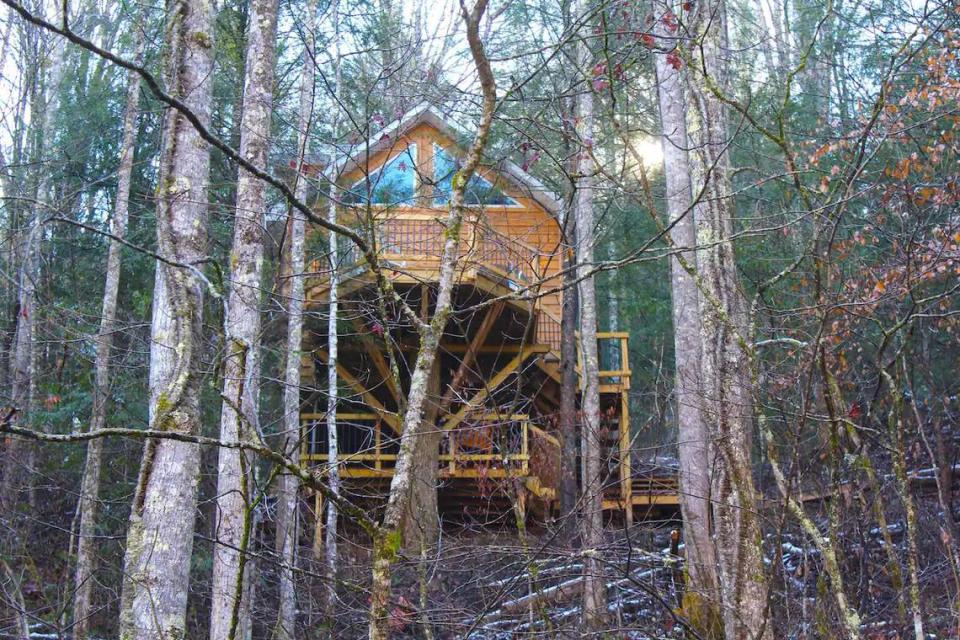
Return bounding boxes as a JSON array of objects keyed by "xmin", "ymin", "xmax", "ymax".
[
  {"xmin": 301, "ymin": 412, "xmax": 532, "ymax": 478},
  {"xmin": 322, "ymin": 213, "xmax": 545, "ymax": 285},
  {"xmin": 535, "ymin": 311, "xmax": 562, "ymax": 353}
]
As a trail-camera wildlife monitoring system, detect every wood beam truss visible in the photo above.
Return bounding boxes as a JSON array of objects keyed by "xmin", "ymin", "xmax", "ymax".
[
  {"xmin": 442, "ymin": 343, "xmax": 549, "ymax": 432},
  {"xmin": 439, "ymin": 301, "xmax": 505, "ymax": 414},
  {"xmin": 314, "ymin": 348, "xmax": 400, "ymax": 433}
]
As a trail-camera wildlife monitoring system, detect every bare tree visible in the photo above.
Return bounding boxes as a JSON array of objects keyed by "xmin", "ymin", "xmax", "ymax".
[
  {"xmin": 209, "ymin": 0, "xmax": 278, "ymax": 637},
  {"xmin": 652, "ymin": 0, "xmax": 720, "ymax": 628},
  {"xmin": 71, "ymin": 16, "xmax": 143, "ymax": 640},
  {"xmin": 367, "ymin": 2, "xmax": 496, "ymax": 637},
  {"xmin": 323, "ymin": 0, "xmax": 344, "ymax": 620},
  {"xmin": 557, "ymin": 1, "xmax": 580, "ymax": 542},
  {"xmin": 118, "ymin": 1, "xmax": 214, "ymax": 638},
  {"xmin": 273, "ymin": 1, "xmax": 317, "ymax": 636},
  {"xmin": 0, "ymin": 14, "xmax": 64, "ymax": 515},
  {"xmin": 0, "ymin": 19, "xmax": 64, "ymax": 638},
  {"xmin": 685, "ymin": 1, "xmax": 770, "ymax": 637},
  {"xmin": 573, "ymin": 15, "xmax": 607, "ymax": 627}
]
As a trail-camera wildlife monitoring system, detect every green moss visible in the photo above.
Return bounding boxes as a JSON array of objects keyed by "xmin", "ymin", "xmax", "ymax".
[
  {"xmin": 376, "ymin": 527, "xmax": 403, "ymax": 563},
  {"xmin": 155, "ymin": 392, "xmax": 171, "ymax": 419},
  {"xmin": 677, "ymin": 590, "xmax": 724, "ymax": 640},
  {"xmin": 191, "ymin": 31, "xmax": 213, "ymax": 49},
  {"xmin": 444, "ymin": 219, "xmax": 462, "ymax": 241},
  {"xmin": 451, "ymin": 171, "xmax": 466, "ymax": 192}
]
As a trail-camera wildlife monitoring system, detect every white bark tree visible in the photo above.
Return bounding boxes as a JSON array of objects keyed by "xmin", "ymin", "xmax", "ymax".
[
  {"xmin": 72, "ymin": 22, "xmax": 143, "ymax": 640},
  {"xmin": 686, "ymin": 1, "xmax": 771, "ymax": 638},
  {"xmin": 367, "ymin": 2, "xmax": 495, "ymax": 637},
  {"xmin": 573, "ymin": 24, "xmax": 606, "ymax": 628},
  {"xmin": 0, "ymin": 18, "xmax": 64, "ymax": 516},
  {"xmin": 209, "ymin": 0, "xmax": 278, "ymax": 637},
  {"xmin": 0, "ymin": 24, "xmax": 64, "ymax": 639},
  {"xmin": 118, "ymin": 2, "xmax": 214, "ymax": 638},
  {"xmin": 324, "ymin": 0, "xmax": 343, "ymax": 618},
  {"xmin": 652, "ymin": 1, "xmax": 721, "ymax": 629},
  {"xmin": 273, "ymin": 3, "xmax": 317, "ymax": 637}
]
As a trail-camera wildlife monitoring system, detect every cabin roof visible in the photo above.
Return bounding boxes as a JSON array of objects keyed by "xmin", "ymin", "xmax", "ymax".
[{"xmin": 333, "ymin": 102, "xmax": 563, "ymax": 217}]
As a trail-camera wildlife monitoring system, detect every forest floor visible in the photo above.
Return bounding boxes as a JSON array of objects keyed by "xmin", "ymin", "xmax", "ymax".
[{"xmin": 323, "ymin": 520, "xmax": 685, "ymax": 639}]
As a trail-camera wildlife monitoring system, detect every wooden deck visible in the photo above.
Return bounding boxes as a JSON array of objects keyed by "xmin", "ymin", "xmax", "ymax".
[{"xmin": 299, "ymin": 329, "xmax": 676, "ymax": 520}]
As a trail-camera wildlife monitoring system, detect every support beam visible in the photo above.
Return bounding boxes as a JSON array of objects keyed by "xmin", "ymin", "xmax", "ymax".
[
  {"xmin": 420, "ymin": 283, "xmax": 430, "ymax": 320},
  {"xmin": 341, "ymin": 342, "xmax": 534, "ymax": 355},
  {"xmin": 439, "ymin": 301, "xmax": 505, "ymax": 414},
  {"xmin": 442, "ymin": 344, "xmax": 549, "ymax": 432},
  {"xmin": 350, "ymin": 318, "xmax": 402, "ymax": 406},
  {"xmin": 313, "ymin": 348, "xmax": 400, "ymax": 433}
]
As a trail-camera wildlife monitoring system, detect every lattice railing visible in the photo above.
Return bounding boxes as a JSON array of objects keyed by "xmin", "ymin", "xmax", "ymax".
[{"xmin": 326, "ymin": 214, "xmax": 543, "ymax": 285}]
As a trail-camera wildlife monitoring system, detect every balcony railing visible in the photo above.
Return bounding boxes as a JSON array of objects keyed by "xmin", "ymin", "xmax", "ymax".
[
  {"xmin": 310, "ymin": 213, "xmax": 574, "ymax": 358},
  {"xmin": 318, "ymin": 213, "xmax": 544, "ymax": 287},
  {"xmin": 301, "ymin": 412, "xmax": 533, "ymax": 479}
]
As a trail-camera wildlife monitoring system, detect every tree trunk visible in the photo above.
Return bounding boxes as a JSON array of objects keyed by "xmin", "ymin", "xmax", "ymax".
[
  {"xmin": 557, "ymin": 3, "xmax": 579, "ymax": 537},
  {"xmin": 402, "ymin": 354, "xmax": 441, "ymax": 550},
  {"xmin": 273, "ymin": 4, "xmax": 316, "ymax": 638},
  {"xmin": 652, "ymin": 5, "xmax": 721, "ymax": 630},
  {"xmin": 367, "ymin": 4, "xmax": 495, "ymax": 636},
  {"xmin": 686, "ymin": 2, "xmax": 770, "ymax": 638},
  {"xmin": 72, "ymin": 25, "xmax": 143, "ymax": 640},
  {"xmin": 118, "ymin": 2, "xmax": 214, "ymax": 638},
  {"xmin": 573, "ymin": 58, "xmax": 606, "ymax": 630},
  {"xmin": 209, "ymin": 0, "xmax": 277, "ymax": 637},
  {"xmin": 559, "ymin": 213, "xmax": 579, "ymax": 541},
  {"xmin": 0, "ymin": 29, "xmax": 64, "ymax": 640},
  {"xmin": 0, "ymin": 19, "xmax": 64, "ymax": 517},
  {"xmin": 323, "ymin": 0, "xmax": 344, "ymax": 622}
]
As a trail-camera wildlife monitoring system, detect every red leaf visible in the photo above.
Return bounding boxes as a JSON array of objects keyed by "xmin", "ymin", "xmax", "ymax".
[
  {"xmin": 641, "ymin": 33, "xmax": 655, "ymax": 48},
  {"xmin": 848, "ymin": 402, "xmax": 862, "ymax": 420},
  {"xmin": 662, "ymin": 10, "xmax": 678, "ymax": 32},
  {"xmin": 666, "ymin": 51, "xmax": 683, "ymax": 70}
]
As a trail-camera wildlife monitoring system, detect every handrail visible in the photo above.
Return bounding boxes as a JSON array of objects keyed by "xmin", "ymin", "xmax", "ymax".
[
  {"xmin": 302, "ymin": 413, "xmax": 532, "ymax": 477},
  {"xmin": 327, "ymin": 212, "xmax": 548, "ymax": 286}
]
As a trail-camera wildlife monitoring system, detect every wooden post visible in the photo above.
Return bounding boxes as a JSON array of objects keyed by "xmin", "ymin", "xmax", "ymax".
[
  {"xmin": 619, "ymin": 360, "xmax": 633, "ymax": 527},
  {"xmin": 420, "ymin": 283, "xmax": 430, "ymax": 320},
  {"xmin": 449, "ymin": 433, "xmax": 457, "ymax": 475},
  {"xmin": 299, "ymin": 416, "xmax": 308, "ymax": 463},
  {"xmin": 521, "ymin": 419, "xmax": 529, "ymax": 475}
]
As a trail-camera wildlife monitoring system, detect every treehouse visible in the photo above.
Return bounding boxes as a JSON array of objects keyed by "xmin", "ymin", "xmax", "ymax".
[{"xmin": 298, "ymin": 104, "xmax": 676, "ymax": 529}]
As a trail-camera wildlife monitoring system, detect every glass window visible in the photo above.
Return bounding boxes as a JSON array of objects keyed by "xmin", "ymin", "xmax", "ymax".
[
  {"xmin": 342, "ymin": 144, "xmax": 417, "ymax": 206},
  {"xmin": 433, "ymin": 145, "xmax": 518, "ymax": 206}
]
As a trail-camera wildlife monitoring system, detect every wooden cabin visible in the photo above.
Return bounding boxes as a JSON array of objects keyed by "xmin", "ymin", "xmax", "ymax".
[{"xmin": 298, "ymin": 104, "xmax": 677, "ymax": 527}]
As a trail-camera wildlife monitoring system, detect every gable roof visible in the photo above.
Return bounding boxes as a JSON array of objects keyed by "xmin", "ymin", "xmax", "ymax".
[{"xmin": 333, "ymin": 102, "xmax": 563, "ymax": 217}]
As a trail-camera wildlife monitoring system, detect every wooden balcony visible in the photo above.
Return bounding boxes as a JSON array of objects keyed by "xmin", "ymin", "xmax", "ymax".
[{"xmin": 305, "ymin": 210, "xmax": 564, "ymax": 353}]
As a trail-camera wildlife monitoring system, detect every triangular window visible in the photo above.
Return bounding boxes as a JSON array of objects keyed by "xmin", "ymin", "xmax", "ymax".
[
  {"xmin": 342, "ymin": 144, "xmax": 417, "ymax": 206},
  {"xmin": 433, "ymin": 145, "xmax": 518, "ymax": 206}
]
